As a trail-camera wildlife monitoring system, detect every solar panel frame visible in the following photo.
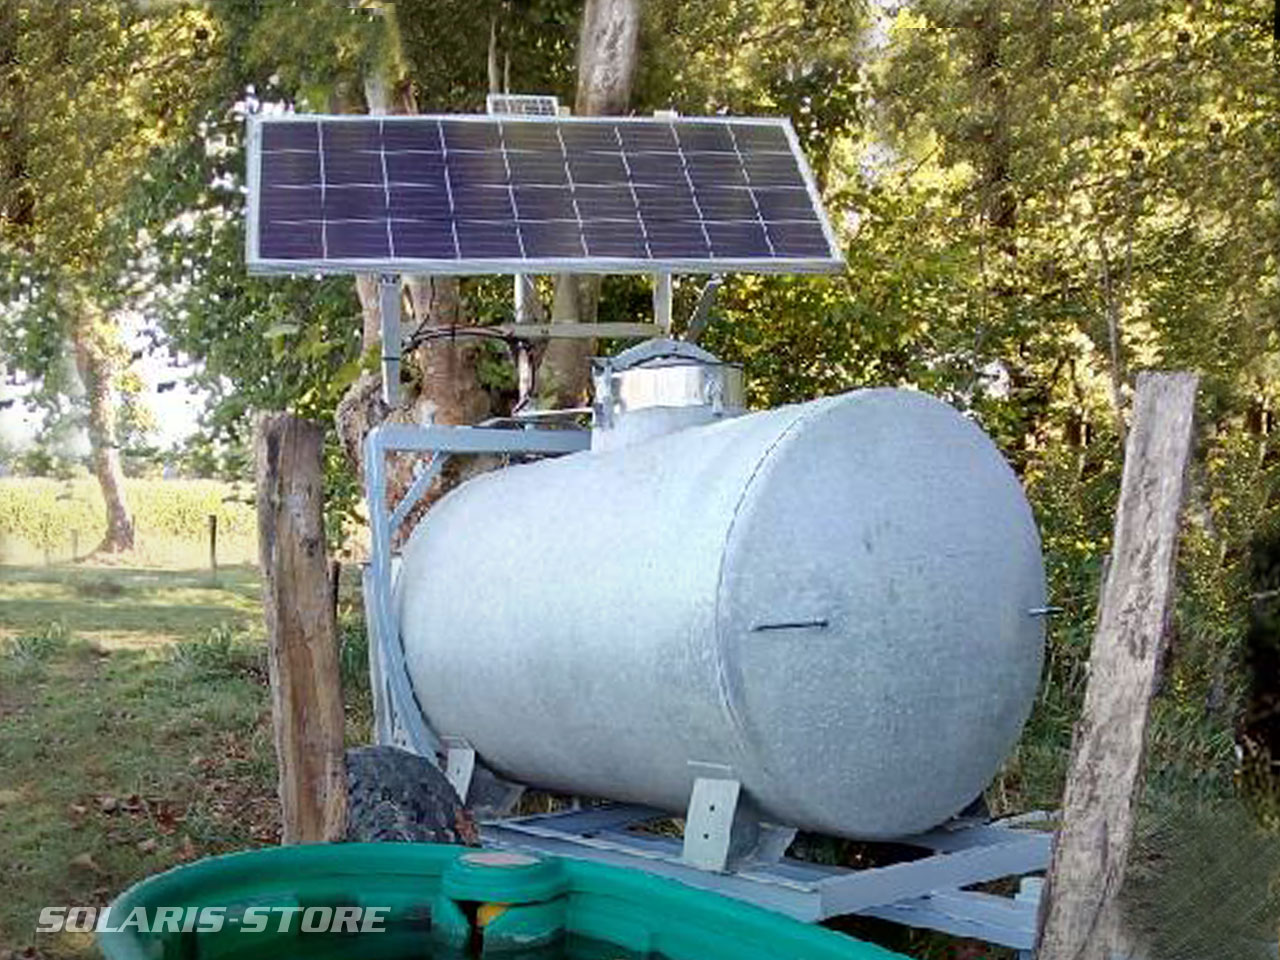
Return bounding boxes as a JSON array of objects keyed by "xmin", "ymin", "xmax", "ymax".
[{"xmin": 245, "ymin": 113, "xmax": 844, "ymax": 276}]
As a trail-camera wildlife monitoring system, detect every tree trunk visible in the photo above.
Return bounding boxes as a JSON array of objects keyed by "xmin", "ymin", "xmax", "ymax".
[
  {"xmin": 333, "ymin": 11, "xmax": 497, "ymax": 551},
  {"xmin": 71, "ymin": 306, "xmax": 134, "ymax": 554},
  {"xmin": 540, "ymin": 0, "xmax": 642, "ymax": 408},
  {"xmin": 334, "ymin": 16, "xmax": 491, "ymax": 483}
]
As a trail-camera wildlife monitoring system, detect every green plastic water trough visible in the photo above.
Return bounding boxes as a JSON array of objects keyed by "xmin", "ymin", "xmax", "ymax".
[{"xmin": 97, "ymin": 843, "xmax": 907, "ymax": 960}]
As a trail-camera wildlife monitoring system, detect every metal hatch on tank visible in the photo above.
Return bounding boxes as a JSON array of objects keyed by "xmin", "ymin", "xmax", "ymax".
[{"xmin": 246, "ymin": 106, "xmax": 1054, "ymax": 956}]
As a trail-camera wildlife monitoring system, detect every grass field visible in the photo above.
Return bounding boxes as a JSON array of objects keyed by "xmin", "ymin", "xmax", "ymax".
[
  {"xmin": 0, "ymin": 478, "xmax": 258, "ymax": 569},
  {"xmin": 0, "ymin": 563, "xmax": 311, "ymax": 958}
]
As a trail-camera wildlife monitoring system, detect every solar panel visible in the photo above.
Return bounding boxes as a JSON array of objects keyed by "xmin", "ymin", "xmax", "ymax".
[
  {"xmin": 486, "ymin": 93, "xmax": 561, "ymax": 116},
  {"xmin": 246, "ymin": 115, "xmax": 843, "ymax": 275}
]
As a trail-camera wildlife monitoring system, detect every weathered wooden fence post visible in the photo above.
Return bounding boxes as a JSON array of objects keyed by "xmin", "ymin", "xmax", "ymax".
[
  {"xmin": 255, "ymin": 412, "xmax": 347, "ymax": 844},
  {"xmin": 1037, "ymin": 372, "xmax": 1199, "ymax": 960},
  {"xmin": 208, "ymin": 512, "xmax": 218, "ymax": 578}
]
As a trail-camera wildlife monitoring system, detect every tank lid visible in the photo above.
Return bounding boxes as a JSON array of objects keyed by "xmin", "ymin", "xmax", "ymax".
[{"xmin": 591, "ymin": 339, "xmax": 745, "ymax": 435}]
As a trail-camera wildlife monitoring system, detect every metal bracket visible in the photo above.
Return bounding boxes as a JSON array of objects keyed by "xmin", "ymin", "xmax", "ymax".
[
  {"xmin": 363, "ymin": 423, "xmax": 590, "ymax": 767},
  {"xmin": 685, "ymin": 275, "xmax": 722, "ymax": 344},
  {"xmin": 379, "ymin": 274, "xmax": 402, "ymax": 406},
  {"xmin": 444, "ymin": 737, "xmax": 477, "ymax": 802},
  {"xmin": 653, "ymin": 273, "xmax": 673, "ymax": 333},
  {"xmin": 682, "ymin": 765, "xmax": 765, "ymax": 873}
]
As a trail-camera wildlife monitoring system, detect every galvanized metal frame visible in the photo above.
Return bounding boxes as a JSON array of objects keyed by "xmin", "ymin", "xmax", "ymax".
[
  {"xmin": 244, "ymin": 113, "xmax": 845, "ymax": 276},
  {"xmin": 362, "ymin": 421, "xmax": 591, "ymax": 757},
  {"xmin": 481, "ymin": 805, "xmax": 1049, "ymax": 951}
]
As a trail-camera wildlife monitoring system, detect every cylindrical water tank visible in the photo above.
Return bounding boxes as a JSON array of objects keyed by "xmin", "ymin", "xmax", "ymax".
[{"xmin": 399, "ymin": 388, "xmax": 1045, "ymax": 840}]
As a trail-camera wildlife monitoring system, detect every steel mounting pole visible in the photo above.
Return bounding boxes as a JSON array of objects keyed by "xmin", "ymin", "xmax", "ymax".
[{"xmin": 379, "ymin": 274, "xmax": 402, "ymax": 406}]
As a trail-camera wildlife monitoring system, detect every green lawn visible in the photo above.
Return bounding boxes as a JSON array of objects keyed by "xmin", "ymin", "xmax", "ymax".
[{"xmin": 0, "ymin": 564, "xmax": 279, "ymax": 959}]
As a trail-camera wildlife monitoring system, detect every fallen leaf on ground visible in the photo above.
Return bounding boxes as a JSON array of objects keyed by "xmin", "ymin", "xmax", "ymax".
[{"xmin": 70, "ymin": 853, "xmax": 102, "ymax": 873}]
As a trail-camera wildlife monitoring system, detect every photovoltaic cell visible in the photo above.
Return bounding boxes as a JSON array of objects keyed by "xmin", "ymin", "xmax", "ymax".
[{"xmin": 247, "ymin": 114, "xmax": 843, "ymax": 274}]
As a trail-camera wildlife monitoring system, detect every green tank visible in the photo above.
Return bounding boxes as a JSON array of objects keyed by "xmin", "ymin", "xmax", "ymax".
[{"xmin": 97, "ymin": 843, "xmax": 906, "ymax": 960}]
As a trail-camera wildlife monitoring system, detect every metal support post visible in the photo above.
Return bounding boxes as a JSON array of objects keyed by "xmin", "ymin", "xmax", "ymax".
[
  {"xmin": 379, "ymin": 274, "xmax": 402, "ymax": 406},
  {"xmin": 653, "ymin": 273, "xmax": 673, "ymax": 334}
]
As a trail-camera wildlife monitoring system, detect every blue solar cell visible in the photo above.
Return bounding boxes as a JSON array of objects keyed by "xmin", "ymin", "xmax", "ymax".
[
  {"xmin": 325, "ymin": 219, "xmax": 390, "ymax": 259},
  {"xmin": 260, "ymin": 219, "xmax": 323, "ymax": 259},
  {"xmin": 706, "ymin": 220, "xmax": 769, "ymax": 258},
  {"xmin": 447, "ymin": 151, "xmax": 509, "ymax": 184},
  {"xmin": 385, "ymin": 152, "xmax": 447, "ymax": 186},
  {"xmin": 583, "ymin": 220, "xmax": 648, "ymax": 258},
  {"xmin": 382, "ymin": 121, "xmax": 443, "ymax": 153},
  {"xmin": 616, "ymin": 123, "xmax": 678, "ymax": 152},
  {"xmin": 686, "ymin": 153, "xmax": 749, "ymax": 187},
  {"xmin": 519, "ymin": 221, "xmax": 586, "ymax": 258},
  {"xmin": 389, "ymin": 185, "xmax": 451, "ymax": 219},
  {"xmin": 325, "ymin": 185, "xmax": 387, "ymax": 220},
  {"xmin": 322, "ymin": 121, "xmax": 380, "ymax": 152},
  {"xmin": 634, "ymin": 185, "xmax": 698, "ymax": 220},
  {"xmin": 391, "ymin": 219, "xmax": 456, "ymax": 259},
  {"xmin": 766, "ymin": 221, "xmax": 832, "ymax": 257},
  {"xmin": 730, "ymin": 123, "xmax": 790, "ymax": 152},
  {"xmin": 262, "ymin": 150, "xmax": 320, "ymax": 187},
  {"xmin": 744, "ymin": 152, "xmax": 803, "ymax": 186},
  {"xmin": 624, "ymin": 153, "xmax": 686, "ymax": 185},
  {"xmin": 644, "ymin": 220, "xmax": 709, "ymax": 257},
  {"xmin": 442, "ymin": 121, "xmax": 501, "ymax": 151},
  {"xmin": 514, "ymin": 186, "xmax": 577, "ymax": 220},
  {"xmin": 456, "ymin": 220, "xmax": 522, "ymax": 258},
  {"xmin": 260, "ymin": 186, "xmax": 322, "ymax": 220},
  {"xmin": 324, "ymin": 150, "xmax": 382, "ymax": 185},
  {"xmin": 573, "ymin": 186, "xmax": 636, "ymax": 220},
  {"xmin": 501, "ymin": 121, "xmax": 562, "ymax": 151},
  {"xmin": 675, "ymin": 123, "xmax": 736, "ymax": 153},
  {"xmin": 451, "ymin": 187, "xmax": 514, "ymax": 219},
  {"xmin": 262, "ymin": 121, "xmax": 318, "ymax": 153},
  {"xmin": 694, "ymin": 187, "xmax": 759, "ymax": 221},
  {"xmin": 569, "ymin": 154, "xmax": 627, "ymax": 185},
  {"xmin": 559, "ymin": 124, "xmax": 621, "ymax": 151},
  {"xmin": 753, "ymin": 188, "xmax": 813, "ymax": 220},
  {"xmin": 507, "ymin": 152, "xmax": 568, "ymax": 186}
]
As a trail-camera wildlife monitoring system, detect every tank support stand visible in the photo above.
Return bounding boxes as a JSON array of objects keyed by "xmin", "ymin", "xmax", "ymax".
[{"xmin": 483, "ymin": 803, "xmax": 1051, "ymax": 952}]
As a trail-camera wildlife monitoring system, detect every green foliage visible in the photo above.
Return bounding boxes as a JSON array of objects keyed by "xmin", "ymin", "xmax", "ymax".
[
  {"xmin": 1, "ymin": 620, "xmax": 70, "ymax": 670},
  {"xmin": 170, "ymin": 621, "xmax": 262, "ymax": 681}
]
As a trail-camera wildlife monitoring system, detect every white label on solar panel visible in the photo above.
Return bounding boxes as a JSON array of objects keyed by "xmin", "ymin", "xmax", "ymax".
[{"xmin": 246, "ymin": 114, "xmax": 844, "ymax": 276}]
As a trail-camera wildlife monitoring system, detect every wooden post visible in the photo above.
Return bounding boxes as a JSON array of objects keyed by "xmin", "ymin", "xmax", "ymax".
[
  {"xmin": 1037, "ymin": 372, "xmax": 1199, "ymax": 960},
  {"xmin": 208, "ymin": 513, "xmax": 218, "ymax": 578},
  {"xmin": 255, "ymin": 412, "xmax": 347, "ymax": 844}
]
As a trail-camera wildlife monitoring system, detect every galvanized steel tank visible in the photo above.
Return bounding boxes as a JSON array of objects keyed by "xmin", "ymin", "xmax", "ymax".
[{"xmin": 399, "ymin": 383, "xmax": 1045, "ymax": 840}]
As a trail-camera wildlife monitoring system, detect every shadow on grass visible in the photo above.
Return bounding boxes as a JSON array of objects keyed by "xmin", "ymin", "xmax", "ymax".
[
  {"xmin": 0, "ymin": 564, "xmax": 261, "ymax": 648},
  {"xmin": 0, "ymin": 594, "xmax": 279, "ymax": 958}
]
